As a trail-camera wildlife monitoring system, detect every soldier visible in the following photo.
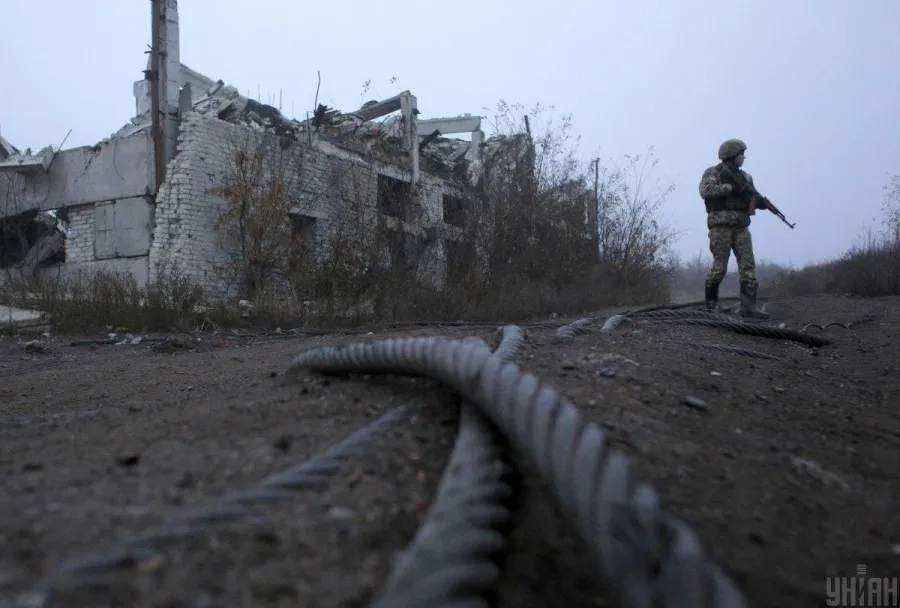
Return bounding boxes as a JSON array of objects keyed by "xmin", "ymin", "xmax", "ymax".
[{"xmin": 698, "ymin": 139, "xmax": 769, "ymax": 319}]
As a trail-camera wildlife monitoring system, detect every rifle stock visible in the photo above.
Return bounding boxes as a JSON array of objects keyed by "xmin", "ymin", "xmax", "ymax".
[{"xmin": 720, "ymin": 165, "xmax": 796, "ymax": 229}]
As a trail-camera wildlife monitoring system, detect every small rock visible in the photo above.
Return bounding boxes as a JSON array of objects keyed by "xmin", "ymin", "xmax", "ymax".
[
  {"xmin": 116, "ymin": 453, "xmax": 140, "ymax": 467},
  {"xmin": 273, "ymin": 434, "xmax": 293, "ymax": 452},
  {"xmin": 175, "ymin": 472, "xmax": 195, "ymax": 488},
  {"xmin": 561, "ymin": 361, "xmax": 578, "ymax": 371},
  {"xmin": 326, "ymin": 506, "xmax": 356, "ymax": 521},
  {"xmin": 748, "ymin": 532, "xmax": 766, "ymax": 546},
  {"xmin": 596, "ymin": 366, "xmax": 617, "ymax": 378},
  {"xmin": 23, "ymin": 341, "xmax": 47, "ymax": 354},
  {"xmin": 684, "ymin": 396, "xmax": 709, "ymax": 412}
]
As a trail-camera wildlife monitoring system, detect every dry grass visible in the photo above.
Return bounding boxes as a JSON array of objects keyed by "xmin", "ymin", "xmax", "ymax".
[
  {"xmin": 0, "ymin": 264, "xmax": 204, "ymax": 333},
  {"xmin": 765, "ymin": 231, "xmax": 900, "ymax": 298}
]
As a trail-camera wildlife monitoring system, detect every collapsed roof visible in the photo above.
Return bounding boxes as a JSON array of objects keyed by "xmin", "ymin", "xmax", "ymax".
[{"xmin": 108, "ymin": 63, "xmax": 526, "ymax": 186}]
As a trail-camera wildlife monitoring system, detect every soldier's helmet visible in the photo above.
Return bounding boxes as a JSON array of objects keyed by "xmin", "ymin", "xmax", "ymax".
[{"xmin": 718, "ymin": 139, "xmax": 747, "ymax": 160}]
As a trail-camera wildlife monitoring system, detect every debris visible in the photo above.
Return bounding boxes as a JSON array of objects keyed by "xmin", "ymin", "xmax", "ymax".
[
  {"xmin": 326, "ymin": 506, "xmax": 356, "ymax": 521},
  {"xmin": 23, "ymin": 340, "xmax": 48, "ymax": 354},
  {"xmin": 135, "ymin": 555, "xmax": 166, "ymax": 574},
  {"xmin": 595, "ymin": 353, "xmax": 639, "ymax": 366},
  {"xmin": 116, "ymin": 453, "xmax": 140, "ymax": 467},
  {"xmin": 0, "ymin": 304, "xmax": 51, "ymax": 333},
  {"xmin": 175, "ymin": 472, "xmax": 195, "ymax": 488},
  {"xmin": 684, "ymin": 396, "xmax": 710, "ymax": 412},
  {"xmin": 152, "ymin": 336, "xmax": 198, "ymax": 353},
  {"xmin": 273, "ymin": 434, "xmax": 293, "ymax": 452},
  {"xmin": 790, "ymin": 457, "xmax": 851, "ymax": 491},
  {"xmin": 115, "ymin": 334, "xmax": 142, "ymax": 346}
]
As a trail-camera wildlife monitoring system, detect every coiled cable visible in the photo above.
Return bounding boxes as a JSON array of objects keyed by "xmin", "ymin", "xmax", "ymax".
[{"xmin": 287, "ymin": 337, "xmax": 747, "ymax": 608}]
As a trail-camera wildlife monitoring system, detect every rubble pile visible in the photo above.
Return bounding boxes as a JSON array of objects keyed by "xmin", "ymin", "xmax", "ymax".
[{"xmin": 107, "ymin": 77, "xmax": 484, "ymax": 185}]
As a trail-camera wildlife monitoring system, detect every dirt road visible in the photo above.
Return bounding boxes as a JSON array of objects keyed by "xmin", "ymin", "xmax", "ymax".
[{"xmin": 1, "ymin": 294, "xmax": 898, "ymax": 607}]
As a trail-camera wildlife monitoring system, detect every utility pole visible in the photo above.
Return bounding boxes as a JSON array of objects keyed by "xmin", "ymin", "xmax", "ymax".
[
  {"xmin": 148, "ymin": 0, "xmax": 180, "ymax": 190},
  {"xmin": 149, "ymin": 0, "xmax": 164, "ymax": 190},
  {"xmin": 592, "ymin": 158, "xmax": 600, "ymax": 258}
]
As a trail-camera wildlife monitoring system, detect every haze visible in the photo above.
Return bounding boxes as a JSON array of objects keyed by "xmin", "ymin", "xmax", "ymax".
[{"xmin": 2, "ymin": 0, "xmax": 897, "ymax": 269}]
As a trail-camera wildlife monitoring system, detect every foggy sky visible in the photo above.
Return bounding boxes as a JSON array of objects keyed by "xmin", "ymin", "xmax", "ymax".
[{"xmin": 2, "ymin": 0, "xmax": 897, "ymax": 269}]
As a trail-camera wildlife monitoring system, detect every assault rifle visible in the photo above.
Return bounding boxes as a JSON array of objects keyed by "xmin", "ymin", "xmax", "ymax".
[{"xmin": 719, "ymin": 164, "xmax": 796, "ymax": 229}]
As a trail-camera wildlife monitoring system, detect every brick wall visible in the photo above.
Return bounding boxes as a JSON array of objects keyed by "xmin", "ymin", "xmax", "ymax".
[
  {"xmin": 149, "ymin": 114, "xmax": 458, "ymax": 301},
  {"xmin": 149, "ymin": 115, "xmax": 238, "ymax": 298},
  {"xmin": 64, "ymin": 205, "xmax": 96, "ymax": 264}
]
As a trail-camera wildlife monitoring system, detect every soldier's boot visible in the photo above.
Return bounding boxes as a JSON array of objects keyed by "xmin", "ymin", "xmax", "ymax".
[
  {"xmin": 739, "ymin": 280, "xmax": 769, "ymax": 319},
  {"xmin": 704, "ymin": 281, "xmax": 720, "ymax": 313}
]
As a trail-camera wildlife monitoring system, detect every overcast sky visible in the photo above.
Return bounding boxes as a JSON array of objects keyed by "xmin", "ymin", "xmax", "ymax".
[{"xmin": 1, "ymin": 0, "xmax": 897, "ymax": 269}]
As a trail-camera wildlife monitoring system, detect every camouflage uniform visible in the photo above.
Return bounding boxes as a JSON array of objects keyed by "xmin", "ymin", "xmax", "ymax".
[{"xmin": 699, "ymin": 139, "xmax": 769, "ymax": 319}]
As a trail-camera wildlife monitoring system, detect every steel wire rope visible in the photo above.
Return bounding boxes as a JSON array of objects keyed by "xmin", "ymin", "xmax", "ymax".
[
  {"xmin": 601, "ymin": 314, "xmax": 628, "ymax": 333},
  {"xmin": 370, "ymin": 325, "xmax": 526, "ymax": 607},
  {"xmin": 660, "ymin": 340, "xmax": 784, "ymax": 361},
  {"xmin": 286, "ymin": 336, "xmax": 748, "ymax": 608},
  {"xmin": 555, "ymin": 318, "xmax": 595, "ymax": 339},
  {"xmin": 625, "ymin": 309, "xmax": 744, "ymax": 321},
  {"xmin": 636, "ymin": 317, "xmax": 832, "ymax": 347},
  {"xmin": 14, "ymin": 404, "xmax": 420, "ymax": 608},
  {"xmin": 799, "ymin": 317, "xmax": 874, "ymax": 333}
]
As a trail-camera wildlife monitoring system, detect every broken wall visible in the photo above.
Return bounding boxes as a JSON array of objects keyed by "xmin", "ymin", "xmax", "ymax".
[
  {"xmin": 0, "ymin": 133, "xmax": 154, "ymax": 218},
  {"xmin": 0, "ymin": 133, "xmax": 156, "ymax": 285},
  {"xmin": 149, "ymin": 114, "xmax": 456, "ymax": 301}
]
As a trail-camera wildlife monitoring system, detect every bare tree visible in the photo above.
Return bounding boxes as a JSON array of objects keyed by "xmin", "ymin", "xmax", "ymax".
[
  {"xmin": 881, "ymin": 172, "xmax": 900, "ymax": 243},
  {"xmin": 211, "ymin": 127, "xmax": 324, "ymax": 301},
  {"xmin": 594, "ymin": 147, "xmax": 681, "ymax": 286}
]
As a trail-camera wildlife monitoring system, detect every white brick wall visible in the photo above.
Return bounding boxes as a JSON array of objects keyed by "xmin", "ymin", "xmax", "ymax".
[
  {"xmin": 149, "ymin": 114, "xmax": 458, "ymax": 301},
  {"xmin": 65, "ymin": 205, "xmax": 95, "ymax": 264},
  {"xmin": 149, "ymin": 115, "xmax": 237, "ymax": 298}
]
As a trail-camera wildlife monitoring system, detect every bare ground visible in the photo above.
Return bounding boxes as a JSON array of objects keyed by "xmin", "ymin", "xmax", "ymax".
[{"xmin": 1, "ymin": 294, "xmax": 898, "ymax": 607}]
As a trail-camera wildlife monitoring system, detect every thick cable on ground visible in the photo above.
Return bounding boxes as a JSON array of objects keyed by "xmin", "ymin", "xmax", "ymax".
[
  {"xmin": 18, "ymin": 404, "xmax": 418, "ymax": 607},
  {"xmin": 626, "ymin": 309, "xmax": 739, "ymax": 321},
  {"xmin": 664, "ymin": 340, "xmax": 784, "ymax": 361},
  {"xmin": 287, "ymin": 337, "xmax": 748, "ymax": 608},
  {"xmin": 555, "ymin": 318, "xmax": 594, "ymax": 339},
  {"xmin": 371, "ymin": 326, "xmax": 524, "ymax": 608},
  {"xmin": 639, "ymin": 317, "xmax": 832, "ymax": 347},
  {"xmin": 601, "ymin": 314, "xmax": 628, "ymax": 334}
]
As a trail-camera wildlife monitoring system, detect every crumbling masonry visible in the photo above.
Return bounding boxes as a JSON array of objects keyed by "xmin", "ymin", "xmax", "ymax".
[{"xmin": 0, "ymin": 0, "xmax": 532, "ymax": 302}]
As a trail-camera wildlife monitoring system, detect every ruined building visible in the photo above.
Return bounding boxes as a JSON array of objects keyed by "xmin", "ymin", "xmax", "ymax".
[{"xmin": 0, "ymin": 0, "xmax": 533, "ymax": 302}]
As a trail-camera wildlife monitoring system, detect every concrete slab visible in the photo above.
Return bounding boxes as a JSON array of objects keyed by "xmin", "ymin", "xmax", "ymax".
[{"xmin": 0, "ymin": 304, "xmax": 51, "ymax": 333}]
